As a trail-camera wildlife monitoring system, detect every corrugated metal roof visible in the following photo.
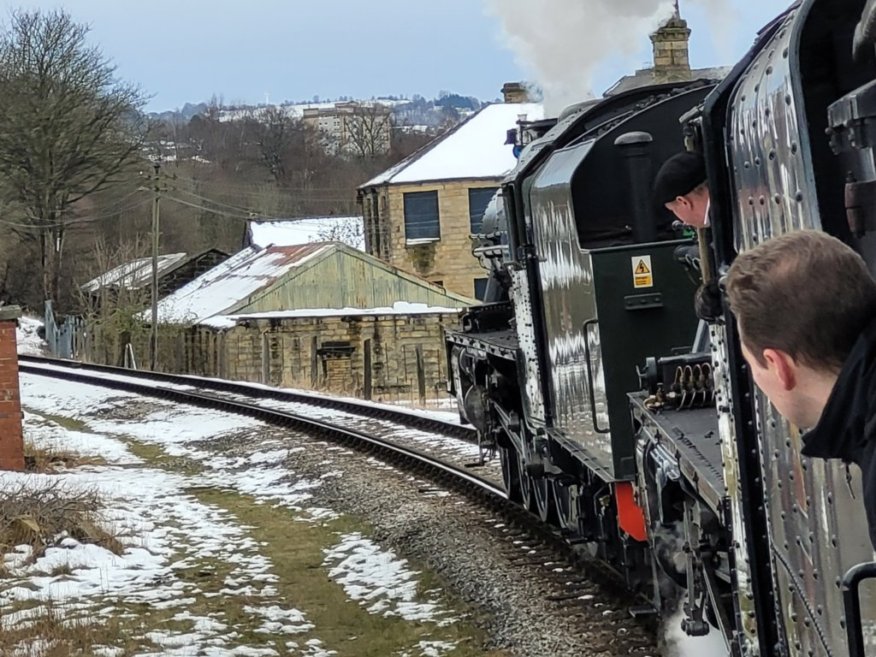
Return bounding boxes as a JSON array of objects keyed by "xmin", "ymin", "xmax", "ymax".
[
  {"xmin": 148, "ymin": 243, "xmax": 332, "ymax": 324},
  {"xmin": 81, "ymin": 253, "xmax": 188, "ymax": 293}
]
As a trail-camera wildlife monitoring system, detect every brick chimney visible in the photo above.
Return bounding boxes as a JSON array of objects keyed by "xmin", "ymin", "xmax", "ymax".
[
  {"xmin": 0, "ymin": 305, "xmax": 24, "ymax": 471},
  {"xmin": 502, "ymin": 82, "xmax": 529, "ymax": 104},
  {"xmin": 650, "ymin": 5, "xmax": 692, "ymax": 84}
]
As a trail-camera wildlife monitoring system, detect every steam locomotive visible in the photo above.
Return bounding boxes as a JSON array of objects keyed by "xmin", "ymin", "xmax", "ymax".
[{"xmin": 445, "ymin": 1, "xmax": 876, "ymax": 656}]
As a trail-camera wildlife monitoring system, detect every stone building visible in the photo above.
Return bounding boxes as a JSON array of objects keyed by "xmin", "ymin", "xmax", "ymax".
[
  {"xmin": 118, "ymin": 242, "xmax": 471, "ymax": 401},
  {"xmin": 603, "ymin": 7, "xmax": 729, "ymax": 96},
  {"xmin": 302, "ymin": 101, "xmax": 393, "ymax": 156},
  {"xmin": 82, "ymin": 249, "xmax": 229, "ymax": 311},
  {"xmin": 189, "ymin": 305, "xmax": 460, "ymax": 403},
  {"xmin": 358, "ymin": 90, "xmax": 543, "ymax": 299}
]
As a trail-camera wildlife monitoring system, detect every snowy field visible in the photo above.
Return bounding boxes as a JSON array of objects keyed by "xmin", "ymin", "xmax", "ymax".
[{"xmin": 1, "ymin": 374, "xmax": 476, "ymax": 657}]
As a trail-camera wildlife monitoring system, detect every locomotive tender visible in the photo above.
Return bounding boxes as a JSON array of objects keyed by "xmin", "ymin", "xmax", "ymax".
[{"xmin": 446, "ymin": 2, "xmax": 876, "ymax": 656}]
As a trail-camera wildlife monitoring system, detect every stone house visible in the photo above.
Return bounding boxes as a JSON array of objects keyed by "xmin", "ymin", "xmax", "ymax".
[
  {"xmin": 357, "ymin": 91, "xmax": 543, "ymax": 300},
  {"xmin": 122, "ymin": 242, "xmax": 472, "ymax": 401}
]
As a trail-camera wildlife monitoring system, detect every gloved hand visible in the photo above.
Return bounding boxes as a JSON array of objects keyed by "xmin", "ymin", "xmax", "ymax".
[
  {"xmin": 673, "ymin": 244, "xmax": 701, "ymax": 274},
  {"xmin": 694, "ymin": 279, "xmax": 722, "ymax": 322}
]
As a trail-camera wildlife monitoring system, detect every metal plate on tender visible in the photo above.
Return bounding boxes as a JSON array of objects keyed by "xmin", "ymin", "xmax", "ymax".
[
  {"xmin": 728, "ymin": 5, "xmax": 876, "ymax": 654},
  {"xmin": 510, "ymin": 267, "xmax": 546, "ymax": 424}
]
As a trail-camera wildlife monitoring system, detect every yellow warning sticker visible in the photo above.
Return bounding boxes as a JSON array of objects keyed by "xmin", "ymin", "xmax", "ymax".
[{"xmin": 632, "ymin": 255, "xmax": 653, "ymax": 289}]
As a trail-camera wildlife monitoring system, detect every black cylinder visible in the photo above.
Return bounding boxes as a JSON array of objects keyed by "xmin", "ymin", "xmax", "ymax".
[{"xmin": 614, "ymin": 131, "xmax": 656, "ymax": 244}]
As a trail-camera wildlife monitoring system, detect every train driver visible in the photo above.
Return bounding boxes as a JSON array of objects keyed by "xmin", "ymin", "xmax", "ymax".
[
  {"xmin": 652, "ymin": 150, "xmax": 720, "ymax": 321},
  {"xmin": 726, "ymin": 230, "xmax": 876, "ymax": 551},
  {"xmin": 653, "ymin": 151, "xmax": 711, "ymax": 229}
]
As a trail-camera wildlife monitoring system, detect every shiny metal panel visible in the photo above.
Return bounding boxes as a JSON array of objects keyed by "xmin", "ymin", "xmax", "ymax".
[
  {"xmin": 526, "ymin": 141, "xmax": 607, "ymax": 470},
  {"xmin": 711, "ymin": 323, "xmax": 761, "ymax": 656},
  {"xmin": 728, "ymin": 4, "xmax": 876, "ymax": 655},
  {"xmin": 510, "ymin": 267, "xmax": 547, "ymax": 425}
]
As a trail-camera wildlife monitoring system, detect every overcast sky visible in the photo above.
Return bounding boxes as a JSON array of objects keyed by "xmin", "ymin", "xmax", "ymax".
[{"xmin": 1, "ymin": 0, "xmax": 792, "ymax": 112}]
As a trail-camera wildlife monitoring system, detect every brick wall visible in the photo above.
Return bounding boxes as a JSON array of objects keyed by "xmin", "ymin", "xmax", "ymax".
[
  {"xmin": 0, "ymin": 306, "xmax": 24, "ymax": 471},
  {"xmin": 362, "ymin": 180, "xmax": 497, "ymax": 299}
]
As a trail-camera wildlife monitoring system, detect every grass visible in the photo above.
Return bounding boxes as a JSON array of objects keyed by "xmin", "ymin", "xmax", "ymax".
[
  {"xmin": 0, "ymin": 481, "xmax": 123, "ymax": 566},
  {"xmin": 193, "ymin": 487, "xmax": 492, "ymax": 657},
  {"xmin": 4, "ymin": 410, "xmax": 508, "ymax": 656}
]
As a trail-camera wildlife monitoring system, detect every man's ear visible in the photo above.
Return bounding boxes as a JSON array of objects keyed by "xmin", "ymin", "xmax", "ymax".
[{"xmin": 763, "ymin": 348, "xmax": 797, "ymax": 391}]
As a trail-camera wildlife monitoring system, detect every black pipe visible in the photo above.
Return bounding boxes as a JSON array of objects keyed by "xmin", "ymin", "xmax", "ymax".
[{"xmin": 614, "ymin": 131, "xmax": 656, "ymax": 244}]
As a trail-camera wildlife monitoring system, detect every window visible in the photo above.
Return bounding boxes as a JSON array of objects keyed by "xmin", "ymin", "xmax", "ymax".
[
  {"xmin": 474, "ymin": 277, "xmax": 489, "ymax": 301},
  {"xmin": 468, "ymin": 187, "xmax": 499, "ymax": 234},
  {"xmin": 404, "ymin": 191, "xmax": 440, "ymax": 242}
]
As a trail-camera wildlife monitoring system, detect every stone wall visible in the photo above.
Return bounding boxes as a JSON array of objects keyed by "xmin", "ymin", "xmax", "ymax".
[
  {"xmin": 362, "ymin": 180, "xmax": 497, "ymax": 299},
  {"xmin": 215, "ymin": 312, "xmax": 458, "ymax": 404},
  {"xmin": 89, "ymin": 312, "xmax": 459, "ymax": 406}
]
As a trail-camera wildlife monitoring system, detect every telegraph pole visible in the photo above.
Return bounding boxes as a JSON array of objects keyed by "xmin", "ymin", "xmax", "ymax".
[{"xmin": 150, "ymin": 160, "xmax": 161, "ymax": 371}]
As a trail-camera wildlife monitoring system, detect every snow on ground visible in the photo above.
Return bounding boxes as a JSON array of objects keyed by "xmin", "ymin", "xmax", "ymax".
[
  {"xmin": 4, "ymin": 373, "xmax": 462, "ymax": 657},
  {"xmin": 323, "ymin": 533, "xmax": 457, "ymax": 625},
  {"xmin": 15, "ymin": 315, "xmax": 46, "ymax": 356}
]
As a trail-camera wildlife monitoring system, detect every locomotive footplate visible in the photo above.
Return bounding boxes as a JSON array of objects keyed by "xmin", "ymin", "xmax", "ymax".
[
  {"xmin": 445, "ymin": 328, "xmax": 518, "ymax": 361},
  {"xmin": 629, "ymin": 392, "xmax": 724, "ymax": 515}
]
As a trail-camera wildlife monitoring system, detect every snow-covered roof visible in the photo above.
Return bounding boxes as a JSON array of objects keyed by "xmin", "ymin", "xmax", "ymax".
[
  {"xmin": 361, "ymin": 102, "xmax": 544, "ymax": 187},
  {"xmin": 203, "ymin": 301, "xmax": 462, "ymax": 329},
  {"xmin": 148, "ymin": 244, "xmax": 332, "ymax": 325},
  {"xmin": 82, "ymin": 253, "xmax": 188, "ymax": 293},
  {"xmin": 247, "ymin": 217, "xmax": 364, "ymax": 251}
]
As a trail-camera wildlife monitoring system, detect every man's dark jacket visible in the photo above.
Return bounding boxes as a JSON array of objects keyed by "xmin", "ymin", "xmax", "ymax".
[{"xmin": 802, "ymin": 317, "xmax": 876, "ymax": 551}]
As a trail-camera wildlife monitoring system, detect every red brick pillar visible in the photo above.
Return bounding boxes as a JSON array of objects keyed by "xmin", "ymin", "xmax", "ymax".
[{"xmin": 0, "ymin": 306, "xmax": 24, "ymax": 471}]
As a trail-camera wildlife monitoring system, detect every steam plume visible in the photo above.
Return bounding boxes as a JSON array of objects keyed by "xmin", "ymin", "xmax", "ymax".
[{"xmin": 485, "ymin": 0, "xmax": 734, "ymax": 116}]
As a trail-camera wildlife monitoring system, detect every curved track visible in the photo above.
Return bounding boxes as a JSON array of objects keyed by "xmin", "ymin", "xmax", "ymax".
[
  {"xmin": 20, "ymin": 356, "xmax": 662, "ymax": 654},
  {"xmin": 19, "ymin": 356, "xmax": 501, "ymax": 498}
]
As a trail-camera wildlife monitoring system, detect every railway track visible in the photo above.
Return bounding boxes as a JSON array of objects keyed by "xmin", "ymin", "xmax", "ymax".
[{"xmin": 19, "ymin": 356, "xmax": 660, "ymax": 654}]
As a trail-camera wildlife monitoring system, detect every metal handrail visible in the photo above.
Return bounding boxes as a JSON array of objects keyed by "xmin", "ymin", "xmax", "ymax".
[{"xmin": 842, "ymin": 561, "xmax": 876, "ymax": 657}]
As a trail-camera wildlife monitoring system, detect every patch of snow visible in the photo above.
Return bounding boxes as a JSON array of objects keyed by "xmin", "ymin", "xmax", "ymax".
[
  {"xmin": 144, "ymin": 243, "xmax": 332, "ymax": 325},
  {"xmin": 16, "ymin": 315, "xmax": 46, "ymax": 356},
  {"xmin": 362, "ymin": 102, "xmax": 543, "ymax": 186},
  {"xmin": 80, "ymin": 252, "xmax": 188, "ymax": 293},
  {"xmin": 323, "ymin": 533, "xmax": 455, "ymax": 624},
  {"xmin": 207, "ymin": 301, "xmax": 462, "ymax": 327},
  {"xmin": 248, "ymin": 217, "xmax": 365, "ymax": 251}
]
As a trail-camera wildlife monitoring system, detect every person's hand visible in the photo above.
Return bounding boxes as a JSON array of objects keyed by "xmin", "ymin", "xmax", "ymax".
[{"xmin": 695, "ymin": 279, "xmax": 722, "ymax": 322}]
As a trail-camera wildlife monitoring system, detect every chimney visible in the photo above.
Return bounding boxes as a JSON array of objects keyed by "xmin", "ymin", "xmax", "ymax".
[
  {"xmin": 502, "ymin": 82, "xmax": 529, "ymax": 104},
  {"xmin": 650, "ymin": 5, "xmax": 692, "ymax": 84}
]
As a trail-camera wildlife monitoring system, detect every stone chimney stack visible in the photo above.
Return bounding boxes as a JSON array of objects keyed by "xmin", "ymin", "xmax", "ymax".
[
  {"xmin": 502, "ymin": 82, "xmax": 529, "ymax": 104},
  {"xmin": 650, "ymin": 5, "xmax": 692, "ymax": 84}
]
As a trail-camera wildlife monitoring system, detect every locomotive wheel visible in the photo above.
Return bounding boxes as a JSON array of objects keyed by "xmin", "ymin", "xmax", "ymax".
[
  {"xmin": 517, "ymin": 451, "xmax": 535, "ymax": 512},
  {"xmin": 500, "ymin": 446, "xmax": 522, "ymax": 503},
  {"xmin": 533, "ymin": 476, "xmax": 557, "ymax": 524},
  {"xmin": 553, "ymin": 481, "xmax": 578, "ymax": 533}
]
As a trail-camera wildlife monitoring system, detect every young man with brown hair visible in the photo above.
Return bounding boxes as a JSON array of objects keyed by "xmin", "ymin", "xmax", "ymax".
[{"xmin": 725, "ymin": 229, "xmax": 876, "ymax": 549}]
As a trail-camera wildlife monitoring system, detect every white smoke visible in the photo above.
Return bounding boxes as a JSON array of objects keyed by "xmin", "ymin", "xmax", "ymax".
[
  {"xmin": 662, "ymin": 598, "xmax": 730, "ymax": 657},
  {"xmin": 484, "ymin": 0, "xmax": 737, "ymax": 116}
]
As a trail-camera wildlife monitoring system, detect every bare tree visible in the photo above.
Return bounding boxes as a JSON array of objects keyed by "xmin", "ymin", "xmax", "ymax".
[
  {"xmin": 252, "ymin": 106, "xmax": 298, "ymax": 184},
  {"xmin": 0, "ymin": 10, "xmax": 149, "ymax": 309},
  {"xmin": 345, "ymin": 103, "xmax": 392, "ymax": 158}
]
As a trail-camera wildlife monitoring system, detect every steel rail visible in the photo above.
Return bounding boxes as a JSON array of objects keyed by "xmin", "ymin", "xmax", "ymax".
[
  {"xmin": 20, "ymin": 360, "xmax": 505, "ymax": 499},
  {"xmin": 18, "ymin": 355, "xmax": 478, "ymax": 442}
]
